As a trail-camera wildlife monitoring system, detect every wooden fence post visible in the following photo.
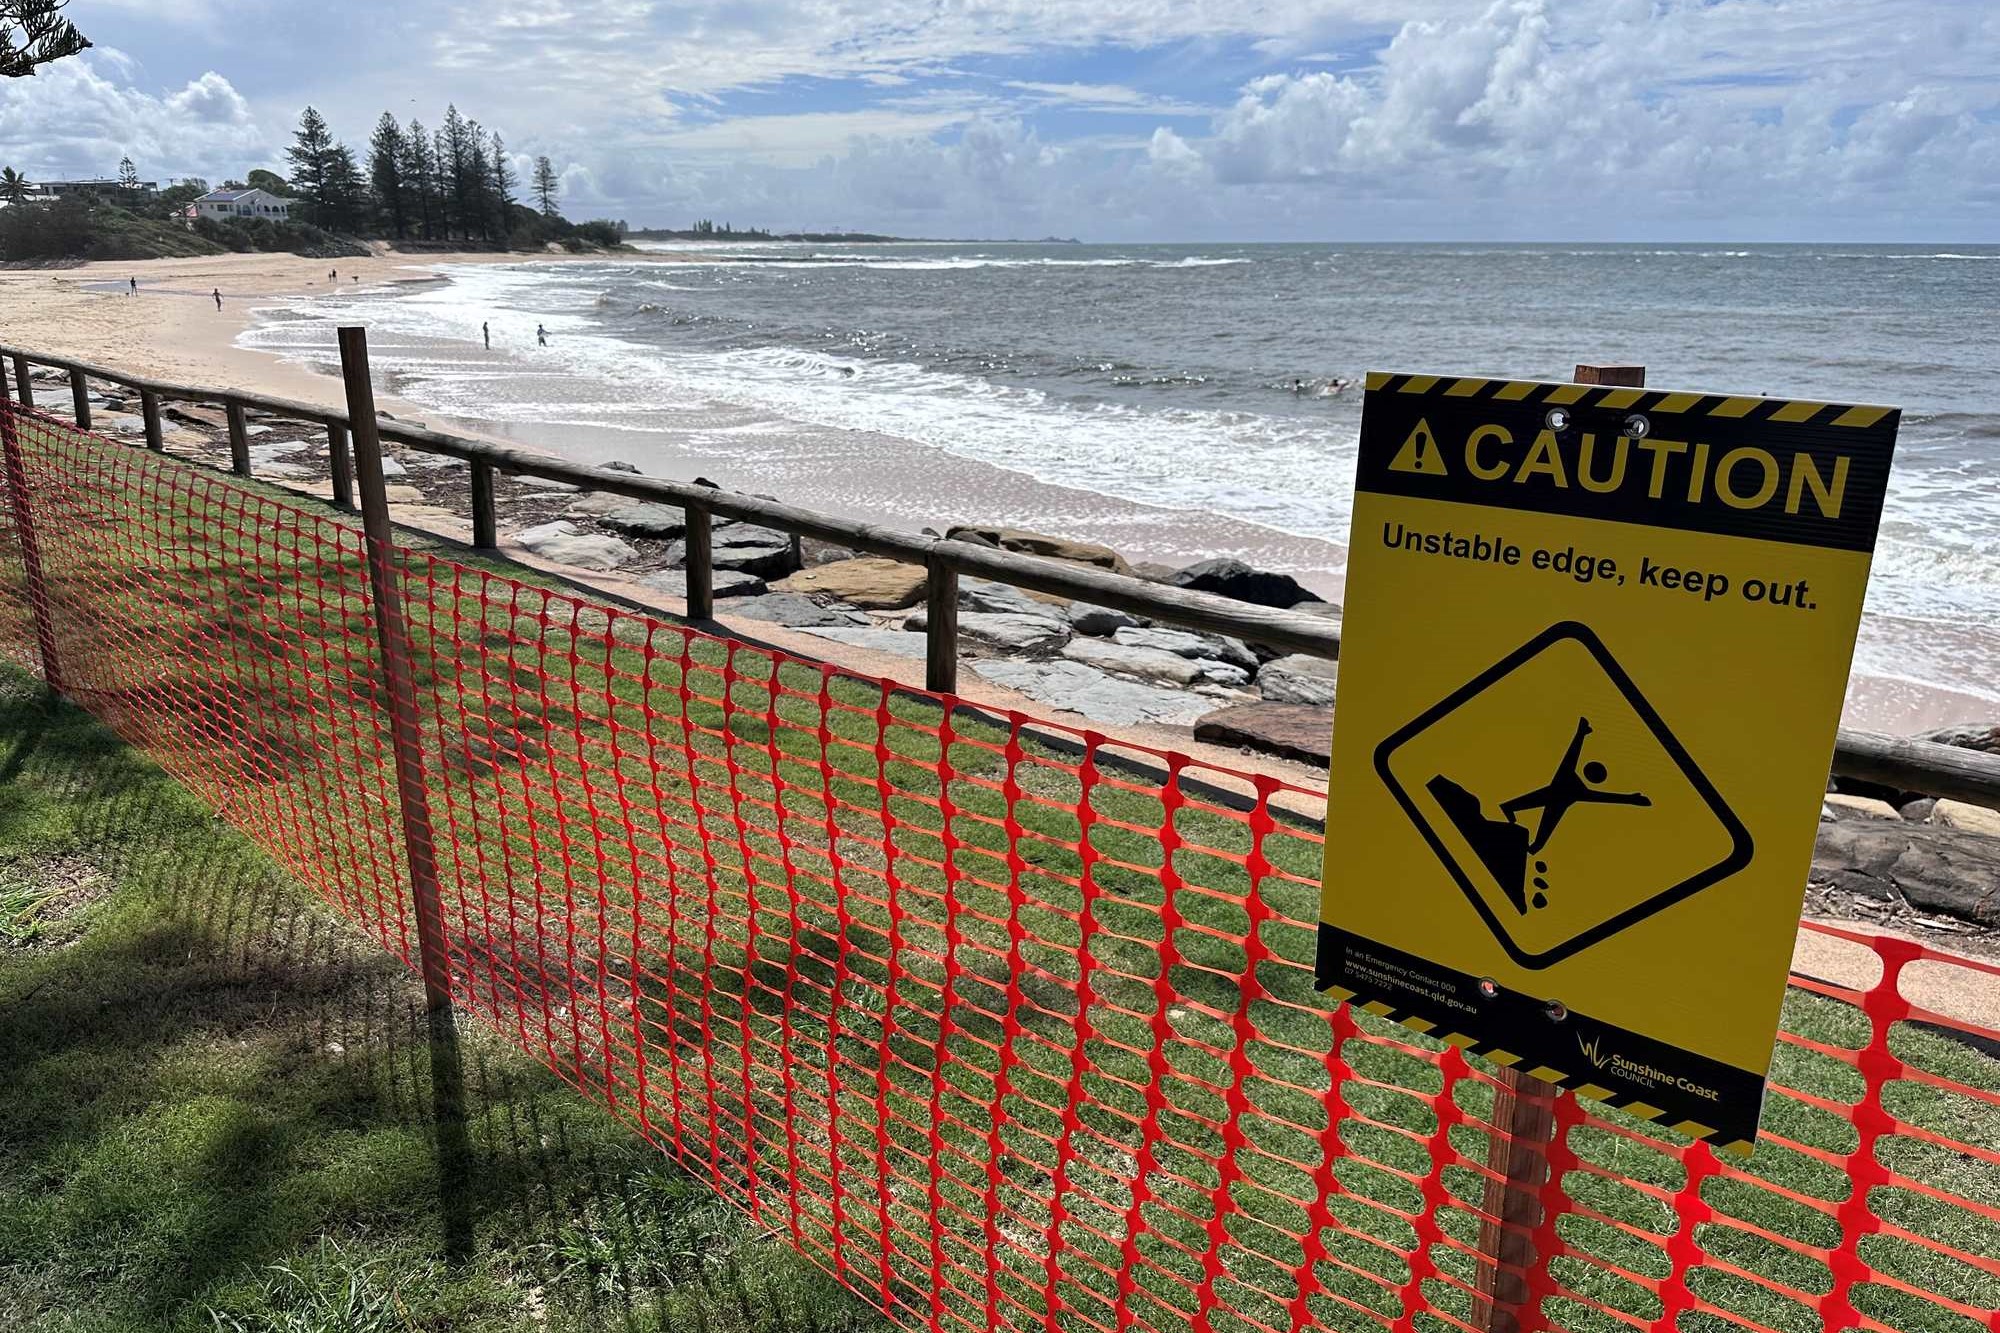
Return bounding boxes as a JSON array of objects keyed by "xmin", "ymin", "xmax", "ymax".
[
  {"xmin": 140, "ymin": 388, "xmax": 163, "ymax": 451},
  {"xmin": 70, "ymin": 370, "xmax": 90, "ymax": 430},
  {"xmin": 470, "ymin": 461, "xmax": 497, "ymax": 549},
  {"xmin": 0, "ymin": 398, "xmax": 65, "ymax": 695},
  {"xmin": 1472, "ymin": 361, "xmax": 1645, "ymax": 1333},
  {"xmin": 327, "ymin": 420, "xmax": 354, "ymax": 509},
  {"xmin": 683, "ymin": 507, "xmax": 714, "ymax": 619},
  {"xmin": 926, "ymin": 556, "xmax": 959, "ymax": 694},
  {"xmin": 9, "ymin": 354, "xmax": 31, "ymax": 410},
  {"xmin": 335, "ymin": 324, "xmax": 473, "ymax": 1263},
  {"xmin": 226, "ymin": 403, "xmax": 251, "ymax": 477}
]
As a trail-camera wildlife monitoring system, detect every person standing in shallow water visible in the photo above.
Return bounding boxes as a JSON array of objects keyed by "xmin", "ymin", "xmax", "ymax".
[
  {"xmin": 482, "ymin": 321, "xmax": 490, "ymax": 349},
  {"xmin": 212, "ymin": 288, "xmax": 222, "ymax": 312},
  {"xmin": 536, "ymin": 324, "xmax": 547, "ymax": 347}
]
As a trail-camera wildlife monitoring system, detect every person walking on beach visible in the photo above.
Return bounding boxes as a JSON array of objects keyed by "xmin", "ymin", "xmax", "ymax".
[
  {"xmin": 212, "ymin": 288, "xmax": 223, "ymax": 312},
  {"xmin": 128, "ymin": 277, "xmax": 137, "ymax": 296},
  {"xmin": 482, "ymin": 321, "xmax": 490, "ymax": 349},
  {"xmin": 536, "ymin": 323, "xmax": 547, "ymax": 347},
  {"xmin": 329, "ymin": 268, "xmax": 338, "ymax": 283}
]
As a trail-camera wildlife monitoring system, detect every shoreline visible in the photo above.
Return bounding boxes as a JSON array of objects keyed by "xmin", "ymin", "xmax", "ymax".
[{"xmin": 2, "ymin": 249, "xmax": 1991, "ymax": 735}]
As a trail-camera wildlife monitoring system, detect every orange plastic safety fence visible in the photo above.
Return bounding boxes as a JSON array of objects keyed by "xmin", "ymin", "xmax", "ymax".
[{"xmin": 1, "ymin": 402, "xmax": 1995, "ymax": 1333}]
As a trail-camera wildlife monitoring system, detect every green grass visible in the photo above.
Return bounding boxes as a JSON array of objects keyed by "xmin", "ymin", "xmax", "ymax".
[
  {"xmin": 2, "ymin": 415, "xmax": 1997, "ymax": 1333},
  {"xmin": 0, "ymin": 670, "xmax": 894, "ymax": 1333}
]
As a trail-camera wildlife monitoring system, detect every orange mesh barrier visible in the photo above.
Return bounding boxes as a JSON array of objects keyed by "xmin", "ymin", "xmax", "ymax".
[{"xmin": 1, "ymin": 401, "xmax": 1995, "ymax": 1333}]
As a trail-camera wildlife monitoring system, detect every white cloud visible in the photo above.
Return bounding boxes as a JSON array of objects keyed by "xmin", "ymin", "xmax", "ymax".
[
  {"xmin": 17, "ymin": 0, "xmax": 2000, "ymax": 238},
  {"xmin": 0, "ymin": 56, "xmax": 268, "ymax": 182}
]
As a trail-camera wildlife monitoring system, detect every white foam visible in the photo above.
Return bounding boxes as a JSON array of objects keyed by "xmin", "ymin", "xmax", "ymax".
[{"xmin": 238, "ymin": 258, "xmax": 2000, "ymax": 708}]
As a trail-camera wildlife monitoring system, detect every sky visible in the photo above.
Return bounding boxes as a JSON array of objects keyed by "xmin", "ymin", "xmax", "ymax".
[{"xmin": 1, "ymin": 0, "xmax": 1997, "ymax": 241}]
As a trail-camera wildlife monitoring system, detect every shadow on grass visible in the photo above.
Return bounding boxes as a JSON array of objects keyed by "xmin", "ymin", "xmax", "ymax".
[{"xmin": 0, "ymin": 672, "xmax": 889, "ymax": 1333}]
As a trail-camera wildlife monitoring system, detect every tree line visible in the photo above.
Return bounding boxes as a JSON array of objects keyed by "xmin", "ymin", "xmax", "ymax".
[{"xmin": 286, "ymin": 104, "xmax": 580, "ymax": 246}]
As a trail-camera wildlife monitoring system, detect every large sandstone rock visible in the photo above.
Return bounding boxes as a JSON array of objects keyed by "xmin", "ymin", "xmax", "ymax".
[
  {"xmin": 1258, "ymin": 654, "xmax": 1339, "ymax": 706},
  {"xmin": 972, "ymin": 659, "xmax": 1214, "ymax": 726},
  {"xmin": 513, "ymin": 520, "xmax": 638, "ymax": 571},
  {"xmin": 1930, "ymin": 799, "xmax": 2000, "ymax": 839},
  {"xmin": 776, "ymin": 559, "xmax": 928, "ymax": 609},
  {"xmin": 638, "ymin": 568, "xmax": 766, "ymax": 600},
  {"xmin": 1822, "ymin": 793, "xmax": 1901, "ymax": 820},
  {"xmin": 1168, "ymin": 557, "xmax": 1325, "ymax": 610},
  {"xmin": 665, "ymin": 524, "xmax": 800, "ymax": 580},
  {"xmin": 727, "ymin": 594, "xmax": 869, "ymax": 628},
  {"xmin": 1812, "ymin": 819, "xmax": 2000, "ymax": 925},
  {"xmin": 1193, "ymin": 703, "xmax": 1334, "ymax": 767},
  {"xmin": 1062, "ymin": 638, "xmax": 1248, "ymax": 688},
  {"xmin": 1113, "ymin": 625, "xmax": 1258, "ymax": 674},
  {"xmin": 946, "ymin": 525, "xmax": 1131, "ymax": 574}
]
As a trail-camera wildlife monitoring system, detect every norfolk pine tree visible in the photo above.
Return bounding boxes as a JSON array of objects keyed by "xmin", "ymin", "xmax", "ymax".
[
  {"xmin": 1, "ymin": 0, "xmax": 89, "ymax": 77},
  {"xmin": 369, "ymin": 112, "xmax": 409, "ymax": 238},
  {"xmin": 533, "ymin": 156, "xmax": 560, "ymax": 218},
  {"xmin": 285, "ymin": 106, "xmax": 335, "ymax": 227}
]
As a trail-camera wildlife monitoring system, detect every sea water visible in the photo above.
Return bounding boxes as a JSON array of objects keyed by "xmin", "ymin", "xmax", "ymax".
[{"xmin": 239, "ymin": 241, "xmax": 2000, "ymax": 727}]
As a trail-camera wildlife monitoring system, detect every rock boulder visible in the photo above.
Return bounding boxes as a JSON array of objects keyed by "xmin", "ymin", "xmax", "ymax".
[
  {"xmin": 972, "ymin": 659, "xmax": 1214, "ymax": 726},
  {"xmin": 1258, "ymin": 654, "xmax": 1339, "ymax": 706},
  {"xmin": 1812, "ymin": 819, "xmax": 2000, "ymax": 925},
  {"xmin": 1067, "ymin": 603, "xmax": 1147, "ymax": 636},
  {"xmin": 946, "ymin": 525, "xmax": 1131, "ymax": 574},
  {"xmin": 665, "ymin": 524, "xmax": 800, "ymax": 580},
  {"xmin": 596, "ymin": 502, "xmax": 688, "ymax": 540},
  {"xmin": 1167, "ymin": 558, "xmax": 1325, "ymax": 610},
  {"xmin": 513, "ymin": 520, "xmax": 638, "ymax": 571},
  {"xmin": 1062, "ymin": 638, "xmax": 1248, "ymax": 688},
  {"xmin": 776, "ymin": 559, "xmax": 928, "ymax": 610},
  {"xmin": 1193, "ymin": 703, "xmax": 1334, "ymax": 767},
  {"xmin": 1916, "ymin": 723, "xmax": 2000, "ymax": 755},
  {"xmin": 1113, "ymin": 625, "xmax": 1258, "ymax": 674},
  {"xmin": 1930, "ymin": 799, "xmax": 2000, "ymax": 839},
  {"xmin": 638, "ymin": 568, "xmax": 766, "ymax": 600},
  {"xmin": 727, "ymin": 594, "xmax": 869, "ymax": 628}
]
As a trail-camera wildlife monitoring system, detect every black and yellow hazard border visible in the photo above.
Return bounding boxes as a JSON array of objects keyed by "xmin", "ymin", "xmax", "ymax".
[
  {"xmin": 1352, "ymin": 371, "xmax": 1899, "ymax": 554},
  {"xmin": 1359, "ymin": 371, "xmax": 1896, "ymax": 432},
  {"xmin": 1318, "ymin": 924, "xmax": 1763, "ymax": 1154}
]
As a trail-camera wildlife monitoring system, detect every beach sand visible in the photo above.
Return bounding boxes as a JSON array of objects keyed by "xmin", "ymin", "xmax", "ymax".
[
  {"xmin": 0, "ymin": 249, "xmax": 548, "ymax": 420},
  {"xmin": 1, "ymin": 248, "xmax": 1986, "ymax": 734}
]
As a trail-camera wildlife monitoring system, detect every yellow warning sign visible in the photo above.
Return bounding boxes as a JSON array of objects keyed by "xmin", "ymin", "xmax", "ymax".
[{"xmin": 1319, "ymin": 372, "xmax": 1900, "ymax": 1152}]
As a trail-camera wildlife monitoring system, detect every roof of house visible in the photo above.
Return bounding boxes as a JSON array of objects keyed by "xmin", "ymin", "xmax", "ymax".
[{"xmin": 195, "ymin": 187, "xmax": 293, "ymax": 204}]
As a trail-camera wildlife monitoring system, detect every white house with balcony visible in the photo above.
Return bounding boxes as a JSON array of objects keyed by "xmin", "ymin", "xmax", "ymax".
[{"xmin": 186, "ymin": 187, "xmax": 294, "ymax": 223}]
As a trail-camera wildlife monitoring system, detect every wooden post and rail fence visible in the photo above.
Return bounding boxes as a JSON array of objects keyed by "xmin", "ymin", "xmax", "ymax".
[{"xmin": 3, "ymin": 336, "xmax": 1996, "ymax": 1328}]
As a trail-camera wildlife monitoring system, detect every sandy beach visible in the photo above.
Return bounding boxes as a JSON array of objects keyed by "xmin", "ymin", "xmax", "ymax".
[{"xmin": 0, "ymin": 249, "xmax": 559, "ymax": 421}]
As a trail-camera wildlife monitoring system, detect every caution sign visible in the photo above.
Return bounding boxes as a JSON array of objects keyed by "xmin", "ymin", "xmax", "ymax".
[{"xmin": 1319, "ymin": 373, "xmax": 1899, "ymax": 1152}]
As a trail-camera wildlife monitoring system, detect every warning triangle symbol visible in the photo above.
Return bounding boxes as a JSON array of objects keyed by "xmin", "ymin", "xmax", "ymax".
[{"xmin": 1390, "ymin": 419, "xmax": 1448, "ymax": 476}]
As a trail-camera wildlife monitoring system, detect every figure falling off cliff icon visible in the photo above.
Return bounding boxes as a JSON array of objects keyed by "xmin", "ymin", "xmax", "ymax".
[{"xmin": 1425, "ymin": 717, "xmax": 1651, "ymax": 915}]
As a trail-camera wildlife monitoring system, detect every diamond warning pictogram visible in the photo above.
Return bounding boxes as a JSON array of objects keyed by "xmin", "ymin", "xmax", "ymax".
[{"xmin": 1373, "ymin": 621, "xmax": 1753, "ymax": 970}]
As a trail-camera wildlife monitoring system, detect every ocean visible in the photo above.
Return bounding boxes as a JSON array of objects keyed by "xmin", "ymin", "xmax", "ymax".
[{"xmin": 239, "ymin": 241, "xmax": 2000, "ymax": 730}]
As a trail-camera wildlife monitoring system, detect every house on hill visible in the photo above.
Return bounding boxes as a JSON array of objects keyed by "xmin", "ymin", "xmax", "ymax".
[{"xmin": 185, "ymin": 187, "xmax": 294, "ymax": 223}]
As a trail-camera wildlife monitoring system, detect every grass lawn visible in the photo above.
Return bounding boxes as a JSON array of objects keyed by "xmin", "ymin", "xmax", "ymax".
[
  {"xmin": 1, "ymin": 412, "xmax": 1996, "ymax": 1333},
  {"xmin": 0, "ymin": 668, "xmax": 894, "ymax": 1333}
]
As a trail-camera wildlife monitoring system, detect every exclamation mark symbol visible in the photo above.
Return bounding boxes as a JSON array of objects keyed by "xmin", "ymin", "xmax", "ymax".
[{"xmin": 1390, "ymin": 418, "xmax": 1449, "ymax": 476}]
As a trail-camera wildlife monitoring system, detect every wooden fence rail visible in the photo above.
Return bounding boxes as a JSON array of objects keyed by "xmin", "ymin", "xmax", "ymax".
[{"xmin": 4, "ymin": 343, "xmax": 1997, "ymax": 809}]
